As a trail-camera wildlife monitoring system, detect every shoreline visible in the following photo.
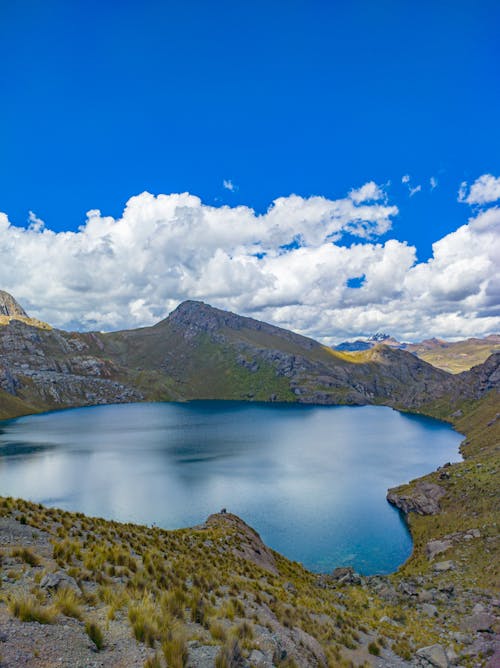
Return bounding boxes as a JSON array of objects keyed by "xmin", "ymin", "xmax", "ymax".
[
  {"xmin": 0, "ymin": 392, "xmax": 498, "ymax": 666},
  {"xmin": 0, "ymin": 398, "xmax": 464, "ymax": 577}
]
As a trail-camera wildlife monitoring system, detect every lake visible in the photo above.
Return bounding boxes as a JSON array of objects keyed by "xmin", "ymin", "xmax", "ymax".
[{"xmin": 0, "ymin": 401, "xmax": 462, "ymax": 574}]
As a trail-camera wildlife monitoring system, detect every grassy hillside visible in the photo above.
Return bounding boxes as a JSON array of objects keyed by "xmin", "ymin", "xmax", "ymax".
[{"xmin": 406, "ymin": 336, "xmax": 500, "ymax": 373}]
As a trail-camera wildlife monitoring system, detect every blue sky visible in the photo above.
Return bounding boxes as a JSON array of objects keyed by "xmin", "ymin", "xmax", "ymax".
[{"xmin": 0, "ymin": 1, "xmax": 499, "ymax": 340}]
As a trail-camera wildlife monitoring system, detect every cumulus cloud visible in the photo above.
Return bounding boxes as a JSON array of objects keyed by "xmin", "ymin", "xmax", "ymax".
[
  {"xmin": 0, "ymin": 178, "xmax": 498, "ymax": 343},
  {"xmin": 458, "ymin": 174, "xmax": 500, "ymax": 205},
  {"xmin": 348, "ymin": 181, "xmax": 385, "ymax": 204}
]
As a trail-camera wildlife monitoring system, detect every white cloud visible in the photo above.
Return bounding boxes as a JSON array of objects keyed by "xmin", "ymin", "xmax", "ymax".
[
  {"xmin": 223, "ymin": 179, "xmax": 237, "ymax": 192},
  {"xmin": 28, "ymin": 211, "xmax": 45, "ymax": 232},
  {"xmin": 458, "ymin": 174, "xmax": 500, "ymax": 205},
  {"xmin": 402, "ymin": 174, "xmax": 421, "ymax": 197},
  {"xmin": 0, "ymin": 177, "xmax": 498, "ymax": 343},
  {"xmin": 348, "ymin": 181, "xmax": 385, "ymax": 204},
  {"xmin": 430, "ymin": 177, "xmax": 438, "ymax": 191}
]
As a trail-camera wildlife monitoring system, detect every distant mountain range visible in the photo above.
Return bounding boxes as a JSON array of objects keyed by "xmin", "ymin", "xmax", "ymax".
[
  {"xmin": 334, "ymin": 332, "xmax": 500, "ymax": 373},
  {"xmin": 0, "ymin": 290, "xmax": 499, "ymax": 421}
]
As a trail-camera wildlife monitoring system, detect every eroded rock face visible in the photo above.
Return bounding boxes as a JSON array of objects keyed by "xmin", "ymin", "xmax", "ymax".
[
  {"xmin": 204, "ymin": 512, "xmax": 278, "ymax": 574},
  {"xmin": 0, "ymin": 320, "xmax": 143, "ymax": 411},
  {"xmin": 387, "ymin": 482, "xmax": 446, "ymax": 516},
  {"xmin": 0, "ymin": 291, "xmax": 28, "ymax": 318}
]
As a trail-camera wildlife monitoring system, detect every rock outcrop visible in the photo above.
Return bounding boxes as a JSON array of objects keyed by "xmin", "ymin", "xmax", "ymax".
[
  {"xmin": 387, "ymin": 482, "xmax": 446, "ymax": 516},
  {"xmin": 0, "ymin": 290, "xmax": 28, "ymax": 318}
]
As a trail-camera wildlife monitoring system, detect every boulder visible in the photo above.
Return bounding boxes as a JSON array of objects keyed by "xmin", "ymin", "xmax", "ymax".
[
  {"xmin": 40, "ymin": 571, "xmax": 80, "ymax": 594},
  {"xmin": 416, "ymin": 643, "xmax": 449, "ymax": 667},
  {"xmin": 461, "ymin": 612, "xmax": 496, "ymax": 633},
  {"xmin": 421, "ymin": 603, "xmax": 438, "ymax": 617},
  {"xmin": 433, "ymin": 560, "xmax": 454, "ymax": 572},
  {"xmin": 330, "ymin": 567, "xmax": 361, "ymax": 585},
  {"xmin": 426, "ymin": 539, "xmax": 453, "ymax": 560}
]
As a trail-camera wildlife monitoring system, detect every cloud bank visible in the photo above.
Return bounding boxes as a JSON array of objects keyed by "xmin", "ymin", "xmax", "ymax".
[{"xmin": 0, "ymin": 176, "xmax": 498, "ymax": 343}]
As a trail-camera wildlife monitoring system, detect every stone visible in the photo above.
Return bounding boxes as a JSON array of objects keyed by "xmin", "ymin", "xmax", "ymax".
[
  {"xmin": 450, "ymin": 631, "xmax": 472, "ymax": 644},
  {"xmin": 421, "ymin": 603, "xmax": 438, "ymax": 617},
  {"xmin": 399, "ymin": 581, "xmax": 418, "ymax": 597},
  {"xmin": 330, "ymin": 567, "xmax": 361, "ymax": 585},
  {"xmin": 445, "ymin": 646, "xmax": 459, "ymax": 665},
  {"xmin": 248, "ymin": 649, "xmax": 272, "ymax": 667},
  {"xmin": 426, "ymin": 539, "xmax": 453, "ymax": 560},
  {"xmin": 461, "ymin": 612, "xmax": 495, "ymax": 633},
  {"xmin": 433, "ymin": 560, "xmax": 454, "ymax": 572},
  {"xmin": 419, "ymin": 589, "xmax": 434, "ymax": 603},
  {"xmin": 416, "ymin": 643, "xmax": 449, "ymax": 667},
  {"xmin": 40, "ymin": 571, "xmax": 80, "ymax": 594}
]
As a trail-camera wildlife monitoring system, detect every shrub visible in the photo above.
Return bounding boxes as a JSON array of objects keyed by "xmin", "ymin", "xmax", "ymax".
[
  {"xmin": 8, "ymin": 594, "xmax": 55, "ymax": 624},
  {"xmin": 210, "ymin": 621, "xmax": 227, "ymax": 642},
  {"xmin": 368, "ymin": 641, "xmax": 380, "ymax": 656},
  {"xmin": 215, "ymin": 639, "xmax": 242, "ymax": 668},
  {"xmin": 85, "ymin": 620, "xmax": 104, "ymax": 650},
  {"xmin": 54, "ymin": 588, "xmax": 83, "ymax": 620},
  {"xmin": 11, "ymin": 547, "xmax": 40, "ymax": 567},
  {"xmin": 144, "ymin": 655, "xmax": 162, "ymax": 668},
  {"xmin": 162, "ymin": 630, "xmax": 188, "ymax": 667}
]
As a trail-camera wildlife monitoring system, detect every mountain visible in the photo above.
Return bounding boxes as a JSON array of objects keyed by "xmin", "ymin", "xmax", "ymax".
[
  {"xmin": 0, "ymin": 290, "xmax": 28, "ymax": 317},
  {"xmin": 0, "ymin": 290, "xmax": 51, "ymax": 332},
  {"xmin": 335, "ymin": 332, "xmax": 500, "ymax": 373},
  {"xmin": 0, "ymin": 292, "xmax": 497, "ymax": 421},
  {"xmin": 404, "ymin": 334, "xmax": 500, "ymax": 373}
]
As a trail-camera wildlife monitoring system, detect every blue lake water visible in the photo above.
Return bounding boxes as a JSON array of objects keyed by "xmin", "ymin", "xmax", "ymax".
[{"xmin": 0, "ymin": 401, "xmax": 462, "ymax": 574}]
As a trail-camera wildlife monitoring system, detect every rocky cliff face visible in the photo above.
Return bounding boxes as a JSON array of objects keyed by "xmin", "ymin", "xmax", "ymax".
[{"xmin": 0, "ymin": 318, "xmax": 142, "ymax": 415}]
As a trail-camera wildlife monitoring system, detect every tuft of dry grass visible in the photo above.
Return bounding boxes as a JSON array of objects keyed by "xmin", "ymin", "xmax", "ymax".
[{"xmin": 8, "ymin": 593, "xmax": 55, "ymax": 624}]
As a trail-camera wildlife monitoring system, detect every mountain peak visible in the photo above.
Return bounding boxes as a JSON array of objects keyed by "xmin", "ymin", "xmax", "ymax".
[{"xmin": 0, "ymin": 290, "xmax": 28, "ymax": 318}]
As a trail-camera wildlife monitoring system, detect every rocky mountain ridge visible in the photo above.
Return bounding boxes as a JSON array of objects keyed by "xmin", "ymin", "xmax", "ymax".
[{"xmin": 0, "ymin": 293, "xmax": 498, "ymax": 420}]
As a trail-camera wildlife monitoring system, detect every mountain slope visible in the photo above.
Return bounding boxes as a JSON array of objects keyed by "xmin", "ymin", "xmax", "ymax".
[
  {"xmin": 406, "ymin": 334, "xmax": 500, "ymax": 373},
  {"xmin": 335, "ymin": 332, "xmax": 500, "ymax": 373},
  {"xmin": 0, "ymin": 294, "xmax": 497, "ymax": 420}
]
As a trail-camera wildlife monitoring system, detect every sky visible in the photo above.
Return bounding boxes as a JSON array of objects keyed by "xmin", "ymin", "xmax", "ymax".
[{"xmin": 0, "ymin": 0, "xmax": 499, "ymax": 342}]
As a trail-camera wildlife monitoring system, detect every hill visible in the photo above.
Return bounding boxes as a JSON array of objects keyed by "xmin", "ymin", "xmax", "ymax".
[
  {"xmin": 334, "ymin": 333, "xmax": 500, "ymax": 373},
  {"xmin": 0, "ymin": 296, "xmax": 484, "ymax": 420}
]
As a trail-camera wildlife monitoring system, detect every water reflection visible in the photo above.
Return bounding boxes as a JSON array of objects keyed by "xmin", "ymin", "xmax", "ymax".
[{"xmin": 0, "ymin": 402, "xmax": 462, "ymax": 574}]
